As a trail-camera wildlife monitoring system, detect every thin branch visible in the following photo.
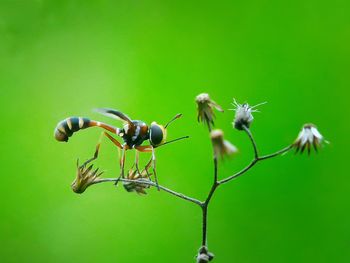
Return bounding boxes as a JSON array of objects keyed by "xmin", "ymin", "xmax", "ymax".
[
  {"xmin": 92, "ymin": 178, "xmax": 203, "ymax": 206},
  {"xmin": 207, "ymin": 158, "xmax": 219, "ymax": 202},
  {"xmin": 258, "ymin": 145, "xmax": 293, "ymax": 160},
  {"xmin": 218, "ymin": 159, "xmax": 258, "ymax": 185},
  {"xmin": 218, "ymin": 143, "xmax": 293, "ymax": 185},
  {"xmin": 243, "ymin": 125, "xmax": 258, "ymax": 158}
]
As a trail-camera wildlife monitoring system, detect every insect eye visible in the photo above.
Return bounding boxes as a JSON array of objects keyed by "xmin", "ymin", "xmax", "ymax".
[{"xmin": 150, "ymin": 124, "xmax": 164, "ymax": 146}]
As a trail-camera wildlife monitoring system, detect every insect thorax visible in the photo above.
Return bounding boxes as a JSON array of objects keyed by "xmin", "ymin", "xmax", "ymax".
[{"xmin": 120, "ymin": 120, "xmax": 149, "ymax": 147}]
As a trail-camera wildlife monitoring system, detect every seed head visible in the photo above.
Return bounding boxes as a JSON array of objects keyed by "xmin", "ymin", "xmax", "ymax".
[
  {"xmin": 294, "ymin": 124, "xmax": 326, "ymax": 154},
  {"xmin": 123, "ymin": 162, "xmax": 152, "ymax": 195},
  {"xmin": 210, "ymin": 129, "xmax": 238, "ymax": 158},
  {"xmin": 72, "ymin": 160, "xmax": 103, "ymax": 194},
  {"xmin": 231, "ymin": 99, "xmax": 266, "ymax": 130},
  {"xmin": 196, "ymin": 93, "xmax": 223, "ymax": 129}
]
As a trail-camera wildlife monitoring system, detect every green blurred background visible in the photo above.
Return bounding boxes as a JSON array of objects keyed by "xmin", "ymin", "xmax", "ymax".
[{"xmin": 0, "ymin": 1, "xmax": 349, "ymax": 262}]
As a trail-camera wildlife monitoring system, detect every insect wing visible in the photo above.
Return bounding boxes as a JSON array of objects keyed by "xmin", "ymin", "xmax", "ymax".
[{"xmin": 95, "ymin": 108, "xmax": 134, "ymax": 126}]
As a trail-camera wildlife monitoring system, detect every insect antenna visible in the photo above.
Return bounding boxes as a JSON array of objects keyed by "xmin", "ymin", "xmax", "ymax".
[
  {"xmin": 158, "ymin": 136, "xmax": 189, "ymax": 147},
  {"xmin": 165, "ymin": 113, "xmax": 182, "ymax": 128}
]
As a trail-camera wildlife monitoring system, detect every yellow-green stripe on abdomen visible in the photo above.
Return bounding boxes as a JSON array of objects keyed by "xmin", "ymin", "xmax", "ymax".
[{"xmin": 54, "ymin": 117, "xmax": 90, "ymax": 142}]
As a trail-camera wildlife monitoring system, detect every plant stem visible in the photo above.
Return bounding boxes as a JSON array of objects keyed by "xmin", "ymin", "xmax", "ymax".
[
  {"xmin": 218, "ymin": 159, "xmax": 258, "ymax": 185},
  {"xmin": 243, "ymin": 125, "xmax": 259, "ymax": 158},
  {"xmin": 201, "ymin": 156, "xmax": 219, "ymax": 246},
  {"xmin": 201, "ymin": 206, "xmax": 208, "ymax": 246},
  {"xmin": 218, "ymin": 128, "xmax": 293, "ymax": 185},
  {"xmin": 93, "ymin": 178, "xmax": 203, "ymax": 206},
  {"xmin": 200, "ymin": 125, "xmax": 219, "ymax": 247},
  {"xmin": 258, "ymin": 145, "xmax": 294, "ymax": 160}
]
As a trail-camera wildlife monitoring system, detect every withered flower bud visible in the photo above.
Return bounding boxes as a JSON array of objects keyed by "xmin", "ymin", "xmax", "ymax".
[
  {"xmin": 231, "ymin": 98, "xmax": 266, "ymax": 130},
  {"xmin": 196, "ymin": 93, "xmax": 223, "ymax": 129},
  {"xmin": 210, "ymin": 129, "xmax": 238, "ymax": 158},
  {"xmin": 123, "ymin": 162, "xmax": 152, "ymax": 195},
  {"xmin": 294, "ymin": 124, "xmax": 326, "ymax": 154},
  {"xmin": 196, "ymin": 246, "xmax": 214, "ymax": 263},
  {"xmin": 72, "ymin": 160, "xmax": 103, "ymax": 194}
]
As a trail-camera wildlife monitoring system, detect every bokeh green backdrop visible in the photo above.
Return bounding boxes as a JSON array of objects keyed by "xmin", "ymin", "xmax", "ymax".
[{"xmin": 0, "ymin": 1, "xmax": 349, "ymax": 262}]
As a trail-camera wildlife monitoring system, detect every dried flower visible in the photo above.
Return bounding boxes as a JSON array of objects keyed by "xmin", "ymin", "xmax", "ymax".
[
  {"xmin": 72, "ymin": 160, "xmax": 103, "ymax": 194},
  {"xmin": 196, "ymin": 93, "xmax": 223, "ymax": 129},
  {"xmin": 294, "ymin": 124, "xmax": 325, "ymax": 154},
  {"xmin": 123, "ymin": 163, "xmax": 152, "ymax": 195},
  {"xmin": 231, "ymin": 99, "xmax": 266, "ymax": 130},
  {"xmin": 196, "ymin": 246, "xmax": 214, "ymax": 263},
  {"xmin": 210, "ymin": 129, "xmax": 238, "ymax": 158}
]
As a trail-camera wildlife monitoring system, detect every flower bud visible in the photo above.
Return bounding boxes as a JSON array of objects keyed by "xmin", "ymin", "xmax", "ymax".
[
  {"xmin": 210, "ymin": 129, "xmax": 238, "ymax": 158},
  {"xmin": 196, "ymin": 93, "xmax": 223, "ymax": 129},
  {"xmin": 293, "ymin": 124, "xmax": 326, "ymax": 154}
]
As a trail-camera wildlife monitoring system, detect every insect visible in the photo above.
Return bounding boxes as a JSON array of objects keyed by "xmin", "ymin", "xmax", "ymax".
[{"xmin": 54, "ymin": 108, "xmax": 187, "ymax": 189}]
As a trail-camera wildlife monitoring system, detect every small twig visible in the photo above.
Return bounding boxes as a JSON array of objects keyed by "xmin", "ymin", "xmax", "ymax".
[
  {"xmin": 218, "ymin": 130, "xmax": 293, "ymax": 185},
  {"xmin": 92, "ymin": 178, "xmax": 203, "ymax": 206},
  {"xmin": 242, "ymin": 125, "xmax": 259, "ymax": 158},
  {"xmin": 258, "ymin": 145, "xmax": 294, "ymax": 160},
  {"xmin": 218, "ymin": 159, "xmax": 258, "ymax": 185}
]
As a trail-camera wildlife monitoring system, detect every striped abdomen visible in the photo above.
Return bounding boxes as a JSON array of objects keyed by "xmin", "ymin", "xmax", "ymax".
[
  {"xmin": 54, "ymin": 117, "xmax": 119, "ymax": 142},
  {"xmin": 54, "ymin": 117, "xmax": 91, "ymax": 142}
]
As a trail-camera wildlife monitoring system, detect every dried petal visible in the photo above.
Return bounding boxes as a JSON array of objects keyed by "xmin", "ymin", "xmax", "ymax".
[
  {"xmin": 123, "ymin": 163, "xmax": 153, "ymax": 195},
  {"xmin": 293, "ymin": 124, "xmax": 326, "ymax": 155},
  {"xmin": 71, "ymin": 160, "xmax": 103, "ymax": 194},
  {"xmin": 196, "ymin": 93, "xmax": 223, "ymax": 129},
  {"xmin": 210, "ymin": 129, "xmax": 238, "ymax": 158}
]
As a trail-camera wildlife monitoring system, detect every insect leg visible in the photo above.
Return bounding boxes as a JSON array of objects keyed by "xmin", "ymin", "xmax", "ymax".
[
  {"xmin": 143, "ymin": 157, "xmax": 153, "ymax": 180},
  {"xmin": 120, "ymin": 145, "xmax": 127, "ymax": 178},
  {"xmin": 135, "ymin": 145, "xmax": 153, "ymax": 152},
  {"xmin": 134, "ymin": 150, "xmax": 141, "ymax": 176},
  {"xmin": 80, "ymin": 132, "xmax": 104, "ymax": 168},
  {"xmin": 103, "ymin": 132, "xmax": 123, "ymax": 149},
  {"xmin": 115, "ymin": 144, "xmax": 128, "ymax": 186},
  {"xmin": 151, "ymin": 146, "xmax": 160, "ymax": 191},
  {"xmin": 80, "ymin": 132, "xmax": 123, "ymax": 168},
  {"xmin": 135, "ymin": 146, "xmax": 154, "ymax": 183}
]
